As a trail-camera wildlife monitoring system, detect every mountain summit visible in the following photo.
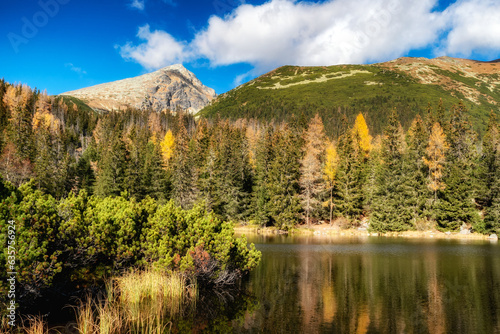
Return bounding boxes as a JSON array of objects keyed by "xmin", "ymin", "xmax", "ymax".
[{"xmin": 62, "ymin": 64, "xmax": 216, "ymax": 114}]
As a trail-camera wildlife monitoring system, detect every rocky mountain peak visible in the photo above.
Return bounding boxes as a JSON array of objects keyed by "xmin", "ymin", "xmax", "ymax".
[{"xmin": 62, "ymin": 65, "xmax": 216, "ymax": 114}]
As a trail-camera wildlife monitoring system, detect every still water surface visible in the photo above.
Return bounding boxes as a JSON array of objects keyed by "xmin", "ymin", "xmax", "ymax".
[{"xmin": 224, "ymin": 234, "xmax": 500, "ymax": 334}]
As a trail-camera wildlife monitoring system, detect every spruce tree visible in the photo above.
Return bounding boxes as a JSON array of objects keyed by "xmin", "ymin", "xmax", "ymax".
[
  {"xmin": 334, "ymin": 116, "xmax": 364, "ymax": 221},
  {"xmin": 406, "ymin": 115, "xmax": 430, "ymax": 220},
  {"xmin": 172, "ymin": 117, "xmax": 198, "ymax": 209},
  {"xmin": 370, "ymin": 109, "xmax": 415, "ymax": 232},
  {"xmin": 95, "ymin": 131, "xmax": 128, "ymax": 197},
  {"xmin": 434, "ymin": 102, "xmax": 480, "ymax": 231},
  {"xmin": 199, "ymin": 121, "xmax": 252, "ymax": 221},
  {"xmin": 267, "ymin": 124, "xmax": 301, "ymax": 229},
  {"xmin": 252, "ymin": 127, "xmax": 274, "ymax": 226},
  {"xmin": 479, "ymin": 112, "xmax": 500, "ymax": 234}
]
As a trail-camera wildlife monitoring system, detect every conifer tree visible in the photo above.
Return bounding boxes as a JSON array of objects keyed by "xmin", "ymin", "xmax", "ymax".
[
  {"xmin": 74, "ymin": 148, "xmax": 96, "ymax": 195},
  {"xmin": 125, "ymin": 125, "xmax": 147, "ymax": 199},
  {"xmin": 334, "ymin": 116, "xmax": 365, "ymax": 221},
  {"xmin": 479, "ymin": 112, "xmax": 500, "ymax": 234},
  {"xmin": 405, "ymin": 115, "xmax": 430, "ymax": 221},
  {"xmin": 95, "ymin": 131, "xmax": 128, "ymax": 197},
  {"xmin": 252, "ymin": 127, "xmax": 274, "ymax": 226},
  {"xmin": 423, "ymin": 122, "xmax": 448, "ymax": 203},
  {"xmin": 172, "ymin": 117, "xmax": 198, "ymax": 209},
  {"xmin": 199, "ymin": 121, "xmax": 252, "ymax": 221},
  {"xmin": 323, "ymin": 140, "xmax": 338, "ymax": 225},
  {"xmin": 300, "ymin": 114, "xmax": 326, "ymax": 226},
  {"xmin": 267, "ymin": 124, "xmax": 301, "ymax": 229},
  {"xmin": 370, "ymin": 109, "xmax": 415, "ymax": 231},
  {"xmin": 434, "ymin": 102, "xmax": 480, "ymax": 230},
  {"xmin": 160, "ymin": 129, "xmax": 175, "ymax": 169},
  {"xmin": 352, "ymin": 113, "xmax": 372, "ymax": 158}
]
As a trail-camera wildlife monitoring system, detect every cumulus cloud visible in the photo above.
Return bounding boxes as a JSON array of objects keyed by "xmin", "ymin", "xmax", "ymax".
[
  {"xmin": 118, "ymin": 24, "xmax": 189, "ymax": 70},
  {"xmin": 442, "ymin": 0, "xmax": 500, "ymax": 57},
  {"xmin": 192, "ymin": 0, "xmax": 444, "ymax": 70},
  {"xmin": 119, "ymin": 0, "xmax": 500, "ymax": 76}
]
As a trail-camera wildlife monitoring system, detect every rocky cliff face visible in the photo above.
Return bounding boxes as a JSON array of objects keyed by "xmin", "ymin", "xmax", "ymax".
[{"xmin": 62, "ymin": 64, "xmax": 216, "ymax": 114}]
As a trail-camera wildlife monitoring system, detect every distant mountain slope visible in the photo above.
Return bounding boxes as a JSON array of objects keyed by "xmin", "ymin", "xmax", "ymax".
[
  {"xmin": 199, "ymin": 57, "xmax": 499, "ymax": 135},
  {"xmin": 62, "ymin": 64, "xmax": 217, "ymax": 114}
]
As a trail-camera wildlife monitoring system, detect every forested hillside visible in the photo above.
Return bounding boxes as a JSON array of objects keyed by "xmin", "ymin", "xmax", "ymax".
[
  {"xmin": 199, "ymin": 57, "xmax": 500, "ymax": 137},
  {"xmin": 0, "ymin": 79, "xmax": 498, "ymax": 235}
]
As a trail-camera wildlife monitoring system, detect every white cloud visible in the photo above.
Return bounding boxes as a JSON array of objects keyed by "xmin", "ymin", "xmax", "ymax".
[
  {"xmin": 130, "ymin": 0, "xmax": 145, "ymax": 11},
  {"xmin": 118, "ymin": 0, "xmax": 500, "ymax": 80},
  {"xmin": 192, "ymin": 0, "xmax": 445, "ymax": 70},
  {"xmin": 442, "ymin": 0, "xmax": 500, "ymax": 57},
  {"xmin": 65, "ymin": 63, "xmax": 87, "ymax": 75},
  {"xmin": 118, "ymin": 24, "xmax": 189, "ymax": 70}
]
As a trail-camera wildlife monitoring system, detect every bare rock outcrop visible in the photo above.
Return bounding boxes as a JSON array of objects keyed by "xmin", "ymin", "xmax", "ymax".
[{"xmin": 62, "ymin": 64, "xmax": 216, "ymax": 114}]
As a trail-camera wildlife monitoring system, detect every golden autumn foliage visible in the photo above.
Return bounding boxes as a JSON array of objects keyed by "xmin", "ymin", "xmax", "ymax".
[
  {"xmin": 160, "ymin": 130, "xmax": 175, "ymax": 168},
  {"xmin": 246, "ymin": 124, "xmax": 260, "ymax": 168},
  {"xmin": 2, "ymin": 84, "xmax": 31, "ymax": 113},
  {"xmin": 323, "ymin": 140, "xmax": 338, "ymax": 225},
  {"xmin": 323, "ymin": 141, "xmax": 338, "ymax": 185},
  {"xmin": 352, "ymin": 113, "xmax": 372, "ymax": 157},
  {"xmin": 33, "ymin": 92, "xmax": 60, "ymax": 134},
  {"xmin": 35, "ymin": 91, "xmax": 51, "ymax": 114},
  {"xmin": 300, "ymin": 114, "xmax": 326, "ymax": 226},
  {"xmin": 423, "ymin": 122, "xmax": 449, "ymax": 200}
]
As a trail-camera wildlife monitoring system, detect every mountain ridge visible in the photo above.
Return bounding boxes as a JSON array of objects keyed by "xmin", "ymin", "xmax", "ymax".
[
  {"xmin": 200, "ymin": 56, "xmax": 500, "ymax": 135},
  {"xmin": 62, "ymin": 64, "xmax": 216, "ymax": 114}
]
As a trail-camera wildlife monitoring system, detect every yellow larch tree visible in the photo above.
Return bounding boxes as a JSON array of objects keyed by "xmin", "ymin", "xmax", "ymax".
[
  {"xmin": 423, "ymin": 122, "xmax": 449, "ymax": 202},
  {"xmin": 323, "ymin": 140, "xmax": 338, "ymax": 225},
  {"xmin": 352, "ymin": 113, "xmax": 372, "ymax": 158},
  {"xmin": 160, "ymin": 129, "xmax": 175, "ymax": 169}
]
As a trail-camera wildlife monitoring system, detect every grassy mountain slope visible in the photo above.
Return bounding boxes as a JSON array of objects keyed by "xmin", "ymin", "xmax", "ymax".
[{"xmin": 199, "ymin": 57, "xmax": 500, "ymax": 136}]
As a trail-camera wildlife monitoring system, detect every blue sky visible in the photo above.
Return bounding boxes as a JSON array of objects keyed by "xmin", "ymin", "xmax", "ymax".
[{"xmin": 1, "ymin": 0, "xmax": 499, "ymax": 96}]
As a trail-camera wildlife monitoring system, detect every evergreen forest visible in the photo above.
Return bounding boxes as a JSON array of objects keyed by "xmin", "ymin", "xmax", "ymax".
[{"xmin": 0, "ymin": 79, "xmax": 499, "ymax": 306}]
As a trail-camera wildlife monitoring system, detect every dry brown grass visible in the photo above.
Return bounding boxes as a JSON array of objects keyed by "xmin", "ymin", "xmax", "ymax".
[{"xmin": 75, "ymin": 269, "xmax": 196, "ymax": 334}]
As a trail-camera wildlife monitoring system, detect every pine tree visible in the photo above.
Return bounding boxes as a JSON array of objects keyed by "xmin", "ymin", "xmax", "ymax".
[
  {"xmin": 434, "ymin": 102, "xmax": 480, "ymax": 231},
  {"xmin": 124, "ymin": 125, "xmax": 147, "ymax": 199},
  {"xmin": 74, "ymin": 147, "xmax": 96, "ymax": 195},
  {"xmin": 146, "ymin": 139, "xmax": 169, "ymax": 200},
  {"xmin": 252, "ymin": 127, "xmax": 274, "ymax": 226},
  {"xmin": 370, "ymin": 109, "xmax": 415, "ymax": 232},
  {"xmin": 172, "ymin": 117, "xmax": 198, "ymax": 209},
  {"xmin": 479, "ymin": 112, "xmax": 500, "ymax": 234},
  {"xmin": 334, "ymin": 116, "xmax": 365, "ymax": 221},
  {"xmin": 95, "ymin": 131, "xmax": 128, "ymax": 197},
  {"xmin": 199, "ymin": 121, "xmax": 252, "ymax": 221},
  {"xmin": 299, "ymin": 114, "xmax": 326, "ymax": 226},
  {"xmin": 267, "ymin": 124, "xmax": 301, "ymax": 229}
]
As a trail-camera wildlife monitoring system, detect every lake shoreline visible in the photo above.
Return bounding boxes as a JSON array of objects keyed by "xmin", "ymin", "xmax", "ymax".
[{"xmin": 235, "ymin": 223, "xmax": 498, "ymax": 241}]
